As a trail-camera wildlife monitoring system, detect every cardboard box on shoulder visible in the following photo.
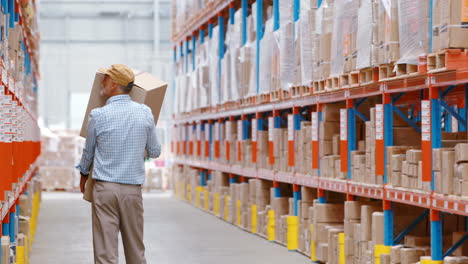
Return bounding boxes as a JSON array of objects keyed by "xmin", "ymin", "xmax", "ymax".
[{"xmin": 80, "ymin": 71, "xmax": 167, "ymax": 137}]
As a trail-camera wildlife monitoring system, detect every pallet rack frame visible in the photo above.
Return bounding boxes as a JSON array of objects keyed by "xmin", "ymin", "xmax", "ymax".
[{"xmin": 172, "ymin": 0, "xmax": 468, "ymax": 262}]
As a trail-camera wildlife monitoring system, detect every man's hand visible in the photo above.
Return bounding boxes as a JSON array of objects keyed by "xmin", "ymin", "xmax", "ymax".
[{"xmin": 80, "ymin": 173, "xmax": 88, "ymax": 194}]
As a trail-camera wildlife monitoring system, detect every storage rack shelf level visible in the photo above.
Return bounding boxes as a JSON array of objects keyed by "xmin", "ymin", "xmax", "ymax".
[
  {"xmin": 172, "ymin": 0, "xmax": 468, "ymax": 262},
  {"xmin": 173, "ymin": 68, "xmax": 468, "ymax": 262}
]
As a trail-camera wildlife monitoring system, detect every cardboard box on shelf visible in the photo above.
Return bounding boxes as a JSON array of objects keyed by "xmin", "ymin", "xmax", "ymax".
[
  {"xmin": 456, "ymin": 163, "xmax": 468, "ymax": 181},
  {"xmin": 345, "ymin": 201, "xmax": 363, "ymax": 220},
  {"xmin": 371, "ymin": 212, "xmax": 384, "ymax": 245},
  {"xmin": 455, "ymin": 144, "xmax": 468, "ymax": 164},
  {"xmin": 391, "ymin": 245, "xmax": 404, "ymax": 264},
  {"xmin": 314, "ymin": 203, "xmax": 344, "ymax": 223},
  {"xmin": 80, "ymin": 71, "xmax": 167, "ymax": 137},
  {"xmin": 1, "ymin": 236, "xmax": 9, "ymax": 264},
  {"xmin": 400, "ymin": 247, "xmax": 426, "ymax": 264},
  {"xmin": 404, "ymin": 235, "xmax": 431, "ymax": 247},
  {"xmin": 433, "ymin": 0, "xmax": 468, "ymax": 51},
  {"xmin": 360, "ymin": 205, "xmax": 381, "ymax": 242}
]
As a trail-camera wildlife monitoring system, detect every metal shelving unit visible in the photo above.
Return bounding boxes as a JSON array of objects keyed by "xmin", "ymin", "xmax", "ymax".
[{"xmin": 172, "ymin": 0, "xmax": 468, "ymax": 262}]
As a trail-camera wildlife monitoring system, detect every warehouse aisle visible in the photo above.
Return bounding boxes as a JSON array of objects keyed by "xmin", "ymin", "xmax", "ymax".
[{"xmin": 30, "ymin": 192, "xmax": 308, "ymax": 264}]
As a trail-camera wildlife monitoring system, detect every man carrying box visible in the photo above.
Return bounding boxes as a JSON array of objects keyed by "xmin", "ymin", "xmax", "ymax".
[{"xmin": 76, "ymin": 64, "xmax": 161, "ymax": 264}]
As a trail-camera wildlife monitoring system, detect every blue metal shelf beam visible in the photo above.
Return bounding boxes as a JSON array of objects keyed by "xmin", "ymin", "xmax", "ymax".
[{"xmin": 393, "ymin": 209, "xmax": 429, "ymax": 245}]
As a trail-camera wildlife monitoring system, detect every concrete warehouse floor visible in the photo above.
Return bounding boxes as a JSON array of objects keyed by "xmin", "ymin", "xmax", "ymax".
[{"xmin": 30, "ymin": 192, "xmax": 309, "ymax": 264}]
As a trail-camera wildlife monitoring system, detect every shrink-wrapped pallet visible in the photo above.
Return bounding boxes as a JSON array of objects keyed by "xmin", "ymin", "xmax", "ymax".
[
  {"xmin": 356, "ymin": 0, "xmax": 373, "ymax": 69},
  {"xmin": 330, "ymin": 0, "xmax": 358, "ymax": 76},
  {"xmin": 209, "ymin": 26, "xmax": 220, "ymax": 106},
  {"xmin": 397, "ymin": 0, "xmax": 429, "ymax": 65}
]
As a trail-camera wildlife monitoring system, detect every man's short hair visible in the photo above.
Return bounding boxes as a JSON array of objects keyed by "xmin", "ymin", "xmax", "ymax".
[{"xmin": 120, "ymin": 81, "xmax": 134, "ymax": 93}]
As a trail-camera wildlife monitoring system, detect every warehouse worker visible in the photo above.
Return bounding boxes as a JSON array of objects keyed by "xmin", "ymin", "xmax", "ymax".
[{"xmin": 76, "ymin": 64, "xmax": 161, "ymax": 264}]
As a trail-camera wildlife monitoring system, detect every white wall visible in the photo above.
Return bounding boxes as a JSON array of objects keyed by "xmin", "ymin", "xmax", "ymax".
[{"xmin": 38, "ymin": 0, "xmax": 173, "ymax": 130}]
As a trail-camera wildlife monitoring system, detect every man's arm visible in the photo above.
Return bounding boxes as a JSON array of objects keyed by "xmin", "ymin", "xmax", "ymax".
[
  {"xmin": 76, "ymin": 111, "xmax": 98, "ymax": 175},
  {"xmin": 146, "ymin": 109, "xmax": 161, "ymax": 159}
]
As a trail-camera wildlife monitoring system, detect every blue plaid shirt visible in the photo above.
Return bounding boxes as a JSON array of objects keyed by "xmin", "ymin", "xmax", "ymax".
[{"xmin": 76, "ymin": 94, "xmax": 161, "ymax": 185}]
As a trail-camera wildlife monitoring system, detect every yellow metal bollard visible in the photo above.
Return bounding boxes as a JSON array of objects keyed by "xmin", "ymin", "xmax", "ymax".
[
  {"xmin": 267, "ymin": 210, "xmax": 275, "ymax": 241},
  {"xmin": 339, "ymin": 232, "xmax": 345, "ymax": 264},
  {"xmin": 204, "ymin": 188, "xmax": 209, "ymax": 211},
  {"xmin": 214, "ymin": 192, "xmax": 220, "ymax": 216},
  {"xmin": 187, "ymin": 184, "xmax": 192, "ymax": 202},
  {"xmin": 195, "ymin": 186, "xmax": 203, "ymax": 207},
  {"xmin": 251, "ymin": 205, "xmax": 257, "ymax": 234},
  {"xmin": 236, "ymin": 200, "xmax": 241, "ymax": 226},
  {"xmin": 224, "ymin": 196, "xmax": 230, "ymax": 221},
  {"xmin": 286, "ymin": 216, "xmax": 298, "ymax": 251},
  {"xmin": 310, "ymin": 224, "xmax": 316, "ymax": 261},
  {"xmin": 374, "ymin": 245, "xmax": 391, "ymax": 264}
]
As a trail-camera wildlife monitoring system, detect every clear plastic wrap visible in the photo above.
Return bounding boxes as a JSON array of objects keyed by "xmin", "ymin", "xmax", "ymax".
[
  {"xmin": 189, "ymin": 70, "xmax": 198, "ymax": 111},
  {"xmin": 279, "ymin": 21, "xmax": 296, "ymax": 90},
  {"xmin": 221, "ymin": 50, "xmax": 231, "ymax": 103},
  {"xmin": 209, "ymin": 26, "xmax": 220, "ymax": 106},
  {"xmin": 240, "ymin": 42, "xmax": 255, "ymax": 97},
  {"xmin": 280, "ymin": 0, "xmax": 294, "ymax": 25},
  {"xmin": 248, "ymin": 41, "xmax": 257, "ymax": 97},
  {"xmin": 299, "ymin": 9, "xmax": 315, "ymax": 85},
  {"xmin": 317, "ymin": 2, "xmax": 334, "ymax": 79},
  {"xmin": 226, "ymin": 10, "xmax": 243, "ymax": 102},
  {"xmin": 356, "ymin": 0, "xmax": 373, "ymax": 69},
  {"xmin": 397, "ymin": 0, "xmax": 429, "ymax": 65},
  {"xmin": 197, "ymin": 42, "xmax": 210, "ymax": 108},
  {"xmin": 229, "ymin": 48, "xmax": 240, "ymax": 101},
  {"xmin": 259, "ymin": 18, "xmax": 274, "ymax": 94},
  {"xmin": 330, "ymin": 0, "xmax": 358, "ymax": 76},
  {"xmin": 433, "ymin": 0, "xmax": 468, "ymax": 51}
]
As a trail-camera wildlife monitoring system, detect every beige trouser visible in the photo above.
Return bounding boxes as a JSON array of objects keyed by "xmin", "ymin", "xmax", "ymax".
[{"xmin": 92, "ymin": 181, "xmax": 146, "ymax": 264}]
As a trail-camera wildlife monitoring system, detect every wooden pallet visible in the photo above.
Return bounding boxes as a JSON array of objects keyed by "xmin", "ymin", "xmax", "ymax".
[
  {"xmin": 226, "ymin": 101, "xmax": 238, "ymax": 110},
  {"xmin": 340, "ymin": 73, "xmax": 350, "ymax": 88},
  {"xmin": 270, "ymin": 90, "xmax": 290, "ymax": 101},
  {"xmin": 325, "ymin": 76, "xmax": 340, "ymax": 91},
  {"xmin": 257, "ymin": 93, "xmax": 270, "ymax": 104},
  {"xmin": 427, "ymin": 49, "xmax": 468, "ymax": 73},
  {"xmin": 359, "ymin": 67, "xmax": 379, "ymax": 84},
  {"xmin": 313, "ymin": 80, "xmax": 326, "ymax": 93},
  {"xmin": 349, "ymin": 70, "xmax": 360, "ymax": 87},
  {"xmin": 239, "ymin": 96, "xmax": 256, "ymax": 107},
  {"xmin": 395, "ymin": 63, "xmax": 419, "ymax": 77},
  {"xmin": 290, "ymin": 86, "xmax": 302, "ymax": 98},
  {"xmin": 379, "ymin": 63, "xmax": 397, "ymax": 80},
  {"xmin": 290, "ymin": 85, "xmax": 310, "ymax": 98},
  {"xmin": 301, "ymin": 85, "xmax": 312, "ymax": 96}
]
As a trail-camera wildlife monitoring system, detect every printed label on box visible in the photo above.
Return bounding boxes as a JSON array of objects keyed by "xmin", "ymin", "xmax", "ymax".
[
  {"xmin": 268, "ymin": 117, "xmax": 274, "ymax": 141},
  {"xmin": 288, "ymin": 115, "xmax": 294, "ymax": 141},
  {"xmin": 311, "ymin": 112, "xmax": 318, "ymax": 141},
  {"xmin": 237, "ymin": 120, "xmax": 243, "ymax": 141},
  {"xmin": 226, "ymin": 122, "xmax": 232, "ymax": 141},
  {"xmin": 340, "ymin": 109, "xmax": 347, "ymax": 140},
  {"xmin": 422, "ymin": 133, "xmax": 430, "ymax": 141},
  {"xmin": 196, "ymin": 124, "xmax": 201, "ymax": 141},
  {"xmin": 252, "ymin": 119, "xmax": 257, "ymax": 142},
  {"xmin": 214, "ymin": 123, "xmax": 220, "ymax": 141}
]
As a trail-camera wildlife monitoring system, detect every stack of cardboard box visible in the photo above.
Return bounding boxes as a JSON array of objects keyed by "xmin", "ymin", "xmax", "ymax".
[
  {"xmin": 311, "ymin": 203, "xmax": 344, "ymax": 263},
  {"xmin": 365, "ymin": 108, "xmax": 377, "ymax": 184},
  {"xmin": 39, "ymin": 130, "xmax": 85, "ymax": 190},
  {"xmin": 295, "ymin": 121, "xmax": 312, "ymax": 174},
  {"xmin": 273, "ymin": 127, "xmax": 288, "ymax": 172},
  {"xmin": 401, "ymin": 149, "xmax": 426, "ymax": 191},
  {"xmin": 224, "ymin": 121, "xmax": 238, "ymax": 165},
  {"xmin": 319, "ymin": 104, "xmax": 343, "ymax": 179},
  {"xmin": 455, "ymin": 143, "xmax": 468, "ymax": 197}
]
